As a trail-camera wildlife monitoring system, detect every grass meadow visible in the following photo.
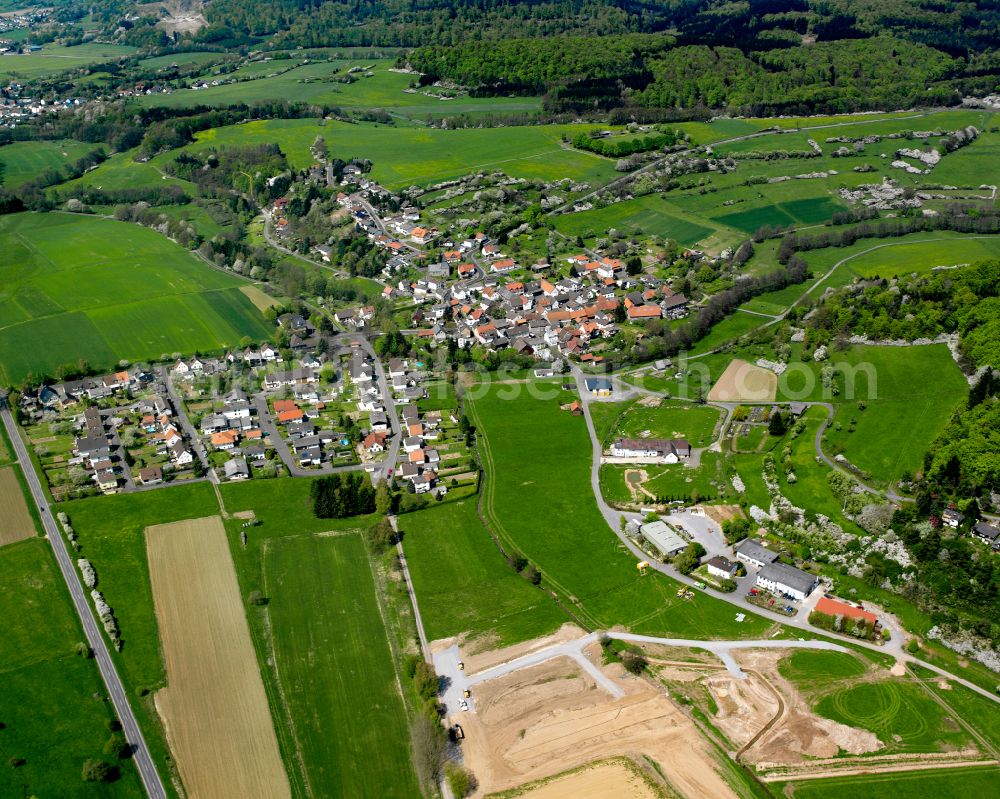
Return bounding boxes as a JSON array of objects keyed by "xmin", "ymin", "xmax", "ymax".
[
  {"xmin": 610, "ymin": 399, "xmax": 723, "ymax": 448},
  {"xmin": 262, "ymin": 533, "xmax": 421, "ymax": 798},
  {"xmin": 62, "ymin": 482, "xmax": 220, "ymax": 791},
  {"xmin": 0, "ymin": 213, "xmax": 272, "ymax": 384},
  {"xmin": 554, "ymin": 194, "xmax": 719, "ymax": 248},
  {"xmin": 0, "ymin": 538, "xmax": 144, "ymax": 798},
  {"xmin": 776, "ymin": 766, "xmax": 1000, "ymax": 799},
  {"xmin": 778, "ymin": 650, "xmax": 976, "ymax": 755},
  {"xmin": 468, "ymin": 380, "xmax": 776, "ymax": 638},
  {"xmin": 137, "ymin": 59, "xmax": 541, "ymax": 119},
  {"xmin": 776, "ymin": 345, "xmax": 968, "ymax": 485},
  {"xmin": 398, "ymin": 498, "xmax": 568, "ymax": 647},
  {"xmin": 220, "ymin": 477, "xmax": 423, "ymax": 797},
  {"xmin": 0, "ymin": 42, "xmax": 134, "ymax": 81},
  {"xmin": 183, "ymin": 118, "xmax": 618, "ymax": 189},
  {"xmin": 0, "ymin": 139, "xmax": 98, "ymax": 188}
]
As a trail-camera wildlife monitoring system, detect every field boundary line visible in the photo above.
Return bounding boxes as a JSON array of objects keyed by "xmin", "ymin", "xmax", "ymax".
[{"xmin": 906, "ymin": 666, "xmax": 1000, "ymax": 760}]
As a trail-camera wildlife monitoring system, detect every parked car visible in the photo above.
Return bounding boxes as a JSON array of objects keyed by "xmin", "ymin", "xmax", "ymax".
[{"xmin": 459, "ymin": 700, "xmax": 469, "ymax": 712}]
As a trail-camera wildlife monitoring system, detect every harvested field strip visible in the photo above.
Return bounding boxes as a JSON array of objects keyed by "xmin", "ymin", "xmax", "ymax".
[
  {"xmin": 0, "ymin": 465, "xmax": 37, "ymax": 546},
  {"xmin": 146, "ymin": 516, "xmax": 291, "ymax": 799}
]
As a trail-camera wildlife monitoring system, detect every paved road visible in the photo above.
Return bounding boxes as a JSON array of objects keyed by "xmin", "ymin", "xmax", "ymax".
[
  {"xmin": 1, "ymin": 405, "xmax": 168, "ymax": 799},
  {"xmin": 162, "ymin": 367, "xmax": 217, "ymax": 483},
  {"xmin": 567, "ymin": 368, "xmax": 1000, "ymax": 705},
  {"xmin": 433, "ymin": 631, "xmax": 850, "ymax": 718}
]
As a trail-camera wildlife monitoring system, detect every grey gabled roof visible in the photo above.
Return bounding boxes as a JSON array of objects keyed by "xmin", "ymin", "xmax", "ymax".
[
  {"xmin": 758, "ymin": 561, "xmax": 817, "ymax": 594},
  {"xmin": 736, "ymin": 539, "xmax": 779, "ymax": 564}
]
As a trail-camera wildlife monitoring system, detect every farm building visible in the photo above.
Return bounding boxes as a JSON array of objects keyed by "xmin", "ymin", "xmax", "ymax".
[
  {"xmin": 756, "ymin": 562, "xmax": 818, "ymax": 601},
  {"xmin": 814, "ymin": 596, "xmax": 878, "ymax": 627},
  {"xmin": 611, "ymin": 438, "xmax": 691, "ymax": 461},
  {"xmin": 640, "ymin": 521, "xmax": 687, "ymax": 558},
  {"xmin": 735, "ymin": 539, "xmax": 779, "ymax": 569},
  {"xmin": 584, "ymin": 378, "xmax": 613, "ymax": 397}
]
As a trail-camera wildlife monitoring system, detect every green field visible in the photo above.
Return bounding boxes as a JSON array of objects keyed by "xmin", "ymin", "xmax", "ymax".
[
  {"xmin": 778, "ymin": 649, "xmax": 868, "ymax": 687},
  {"xmin": 830, "ymin": 235, "xmax": 1000, "ymax": 279},
  {"xmin": 609, "ymin": 399, "xmax": 722, "ymax": 448},
  {"xmin": 777, "ymin": 345, "xmax": 968, "ymax": 485},
  {"xmin": 554, "ymin": 194, "xmax": 719, "ymax": 248},
  {"xmin": 263, "ymin": 532, "xmax": 421, "ymax": 798},
  {"xmin": 0, "ymin": 213, "xmax": 272, "ymax": 384},
  {"xmin": 469, "ymin": 381, "xmax": 775, "ymax": 637},
  {"xmin": 778, "ymin": 651, "xmax": 976, "ymax": 754},
  {"xmin": 777, "ymin": 766, "xmax": 1000, "ymax": 799},
  {"xmin": 137, "ymin": 59, "xmax": 541, "ymax": 119},
  {"xmin": 0, "ymin": 538, "xmax": 143, "ymax": 798},
  {"xmin": 398, "ymin": 498, "xmax": 567, "ymax": 647},
  {"xmin": 185, "ymin": 118, "xmax": 618, "ymax": 189},
  {"xmin": 0, "ymin": 43, "xmax": 135, "ymax": 81},
  {"xmin": 0, "ymin": 140, "xmax": 98, "ymax": 189},
  {"xmin": 814, "ymin": 679, "xmax": 973, "ymax": 753}
]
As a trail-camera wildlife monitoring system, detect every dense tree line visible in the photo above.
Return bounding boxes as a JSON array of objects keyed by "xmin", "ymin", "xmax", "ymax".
[
  {"xmin": 627, "ymin": 255, "xmax": 810, "ymax": 364},
  {"xmin": 53, "ymin": 184, "xmax": 191, "ymax": 208},
  {"xmin": 164, "ymin": 145, "xmax": 290, "ymax": 204},
  {"xmin": 408, "ymin": 34, "xmax": 977, "ymax": 116},
  {"xmin": 311, "ymin": 473, "xmax": 376, "ymax": 518},
  {"xmin": 803, "ymin": 260, "xmax": 1000, "ymax": 369},
  {"xmin": 572, "ymin": 129, "xmax": 682, "ymax": 158},
  {"xmin": 776, "ymin": 205, "xmax": 1000, "ymax": 264}
]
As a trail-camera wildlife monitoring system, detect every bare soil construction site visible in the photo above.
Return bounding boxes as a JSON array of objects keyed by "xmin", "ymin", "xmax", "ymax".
[
  {"xmin": 146, "ymin": 516, "xmax": 291, "ymax": 799},
  {"xmin": 445, "ymin": 628, "xmax": 994, "ymax": 797},
  {"xmin": 442, "ymin": 627, "xmax": 738, "ymax": 799}
]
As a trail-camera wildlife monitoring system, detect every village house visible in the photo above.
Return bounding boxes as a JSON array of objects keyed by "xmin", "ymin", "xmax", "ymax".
[
  {"xmin": 706, "ymin": 556, "xmax": 739, "ymax": 580},
  {"xmin": 756, "ymin": 562, "xmax": 818, "ymax": 601}
]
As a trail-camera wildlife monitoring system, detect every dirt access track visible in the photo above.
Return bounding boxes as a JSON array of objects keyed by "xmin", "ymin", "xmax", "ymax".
[
  {"xmin": 446, "ymin": 626, "xmax": 738, "ymax": 799},
  {"xmin": 147, "ymin": 516, "xmax": 291, "ymax": 799},
  {"xmin": 707, "ymin": 359, "xmax": 777, "ymax": 403}
]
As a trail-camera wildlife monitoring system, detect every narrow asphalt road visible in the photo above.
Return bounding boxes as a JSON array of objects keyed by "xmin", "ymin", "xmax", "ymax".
[
  {"xmin": 567, "ymin": 369, "xmax": 1000, "ymax": 705},
  {"xmin": 1, "ymin": 405, "xmax": 168, "ymax": 799},
  {"xmin": 435, "ymin": 631, "xmax": 850, "ymax": 715}
]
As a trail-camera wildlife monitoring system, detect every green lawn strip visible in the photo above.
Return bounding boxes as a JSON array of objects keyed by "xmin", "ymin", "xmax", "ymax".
[
  {"xmin": 775, "ymin": 765, "xmax": 1000, "ymax": 799},
  {"xmin": 60, "ymin": 483, "xmax": 220, "ymax": 793},
  {"xmin": 261, "ymin": 532, "xmax": 421, "ymax": 798},
  {"xmin": 917, "ymin": 675, "xmax": 1000, "ymax": 754},
  {"xmin": 468, "ymin": 382, "xmax": 775, "ymax": 639},
  {"xmin": 397, "ymin": 498, "xmax": 567, "ymax": 647},
  {"xmin": 0, "ymin": 538, "xmax": 144, "ymax": 798},
  {"xmin": 779, "ymin": 650, "xmax": 975, "ymax": 754},
  {"xmin": 0, "ymin": 139, "xmax": 99, "ymax": 189},
  {"xmin": 158, "ymin": 118, "xmax": 615, "ymax": 189}
]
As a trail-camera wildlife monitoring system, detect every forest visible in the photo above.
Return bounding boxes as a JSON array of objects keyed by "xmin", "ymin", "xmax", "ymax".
[{"xmin": 803, "ymin": 259, "xmax": 1000, "ymax": 370}]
